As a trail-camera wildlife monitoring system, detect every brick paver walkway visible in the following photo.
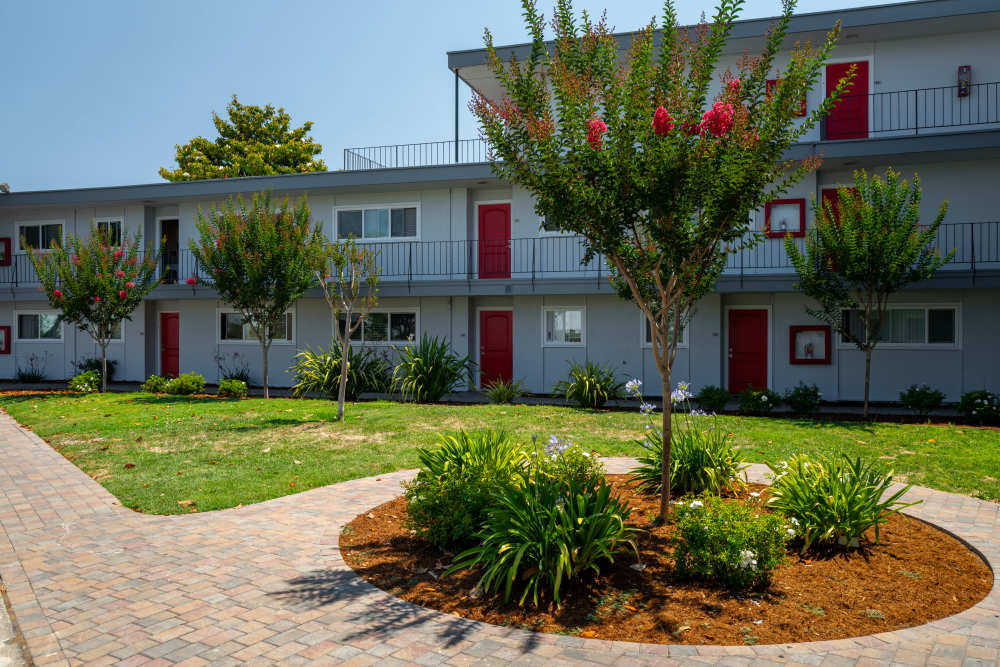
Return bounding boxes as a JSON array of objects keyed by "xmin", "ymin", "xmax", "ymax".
[{"xmin": 0, "ymin": 411, "xmax": 997, "ymax": 666}]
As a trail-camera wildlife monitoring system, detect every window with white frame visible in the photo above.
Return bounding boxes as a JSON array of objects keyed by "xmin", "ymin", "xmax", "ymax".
[
  {"xmin": 17, "ymin": 222, "xmax": 63, "ymax": 252},
  {"xmin": 840, "ymin": 307, "xmax": 957, "ymax": 346},
  {"xmin": 642, "ymin": 316, "xmax": 686, "ymax": 347},
  {"xmin": 219, "ymin": 312, "xmax": 294, "ymax": 343},
  {"xmin": 337, "ymin": 311, "xmax": 417, "ymax": 344},
  {"xmin": 95, "ymin": 217, "xmax": 123, "ymax": 245},
  {"xmin": 336, "ymin": 205, "xmax": 417, "ymax": 240},
  {"xmin": 544, "ymin": 307, "xmax": 584, "ymax": 345},
  {"xmin": 16, "ymin": 312, "xmax": 62, "ymax": 340}
]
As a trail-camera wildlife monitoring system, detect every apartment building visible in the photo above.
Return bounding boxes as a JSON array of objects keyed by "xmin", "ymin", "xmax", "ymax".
[{"xmin": 0, "ymin": 0, "xmax": 998, "ymax": 401}]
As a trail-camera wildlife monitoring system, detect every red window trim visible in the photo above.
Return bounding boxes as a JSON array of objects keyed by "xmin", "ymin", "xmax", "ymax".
[
  {"xmin": 789, "ymin": 325, "xmax": 831, "ymax": 365},
  {"xmin": 764, "ymin": 198, "xmax": 806, "ymax": 238},
  {"xmin": 766, "ymin": 79, "xmax": 807, "ymax": 117}
]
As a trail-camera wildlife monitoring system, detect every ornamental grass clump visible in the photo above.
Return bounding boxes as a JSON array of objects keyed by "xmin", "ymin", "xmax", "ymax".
[
  {"xmin": 290, "ymin": 343, "xmax": 391, "ymax": 400},
  {"xmin": 554, "ymin": 360, "xmax": 624, "ymax": 409},
  {"xmin": 483, "ymin": 377, "xmax": 525, "ymax": 404},
  {"xmin": 766, "ymin": 454, "xmax": 920, "ymax": 552},
  {"xmin": 392, "ymin": 334, "xmax": 472, "ymax": 403}
]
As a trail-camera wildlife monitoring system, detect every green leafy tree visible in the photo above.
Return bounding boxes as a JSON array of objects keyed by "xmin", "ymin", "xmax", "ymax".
[
  {"xmin": 473, "ymin": 0, "xmax": 847, "ymax": 518},
  {"xmin": 26, "ymin": 224, "xmax": 160, "ymax": 392},
  {"xmin": 785, "ymin": 168, "xmax": 950, "ymax": 417},
  {"xmin": 160, "ymin": 95, "xmax": 326, "ymax": 181},
  {"xmin": 191, "ymin": 191, "xmax": 324, "ymax": 397},
  {"xmin": 311, "ymin": 236, "xmax": 382, "ymax": 420}
]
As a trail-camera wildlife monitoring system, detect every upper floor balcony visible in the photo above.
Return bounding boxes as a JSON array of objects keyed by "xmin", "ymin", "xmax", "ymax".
[
  {"xmin": 342, "ymin": 81, "xmax": 1000, "ymax": 171},
  {"xmin": 2, "ymin": 221, "xmax": 996, "ymax": 292}
]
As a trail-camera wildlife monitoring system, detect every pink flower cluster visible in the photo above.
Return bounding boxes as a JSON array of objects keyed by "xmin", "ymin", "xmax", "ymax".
[
  {"xmin": 699, "ymin": 101, "xmax": 735, "ymax": 137},
  {"xmin": 652, "ymin": 106, "xmax": 675, "ymax": 135},
  {"xmin": 587, "ymin": 117, "xmax": 608, "ymax": 149},
  {"xmin": 186, "ymin": 276, "xmax": 197, "ymax": 286}
]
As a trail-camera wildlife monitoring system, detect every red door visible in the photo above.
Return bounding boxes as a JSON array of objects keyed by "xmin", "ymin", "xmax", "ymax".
[
  {"xmin": 479, "ymin": 310, "xmax": 513, "ymax": 387},
  {"xmin": 825, "ymin": 61, "xmax": 868, "ymax": 140},
  {"xmin": 160, "ymin": 313, "xmax": 179, "ymax": 378},
  {"xmin": 728, "ymin": 309, "xmax": 768, "ymax": 393},
  {"xmin": 478, "ymin": 203, "xmax": 511, "ymax": 279}
]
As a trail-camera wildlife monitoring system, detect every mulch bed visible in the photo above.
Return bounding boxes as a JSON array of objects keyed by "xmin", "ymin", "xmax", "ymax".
[{"xmin": 341, "ymin": 475, "xmax": 993, "ymax": 646}]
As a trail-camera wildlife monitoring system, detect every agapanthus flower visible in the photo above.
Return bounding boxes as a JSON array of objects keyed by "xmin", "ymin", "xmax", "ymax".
[
  {"xmin": 640, "ymin": 401, "xmax": 657, "ymax": 415},
  {"xmin": 651, "ymin": 106, "xmax": 675, "ymax": 135},
  {"xmin": 625, "ymin": 378, "xmax": 642, "ymax": 396}
]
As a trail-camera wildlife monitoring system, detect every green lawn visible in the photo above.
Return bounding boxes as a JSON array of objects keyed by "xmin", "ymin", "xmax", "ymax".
[{"xmin": 2, "ymin": 391, "xmax": 998, "ymax": 514}]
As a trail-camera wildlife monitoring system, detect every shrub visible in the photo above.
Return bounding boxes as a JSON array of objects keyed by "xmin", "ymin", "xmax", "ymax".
[
  {"xmin": 213, "ymin": 352, "xmax": 252, "ymax": 386},
  {"xmin": 15, "ymin": 352, "xmax": 49, "ymax": 383},
  {"xmin": 74, "ymin": 356, "xmax": 117, "ymax": 382},
  {"xmin": 554, "ymin": 360, "xmax": 623, "ymax": 409},
  {"xmin": 631, "ymin": 422, "xmax": 747, "ymax": 495},
  {"xmin": 290, "ymin": 343, "xmax": 391, "ymax": 400},
  {"xmin": 737, "ymin": 386, "xmax": 781, "ymax": 414},
  {"xmin": 899, "ymin": 384, "xmax": 945, "ymax": 419},
  {"xmin": 404, "ymin": 430, "xmax": 525, "ymax": 548},
  {"xmin": 783, "ymin": 382, "xmax": 822, "ymax": 415},
  {"xmin": 141, "ymin": 374, "xmax": 169, "ymax": 393},
  {"xmin": 766, "ymin": 454, "xmax": 919, "ymax": 552},
  {"xmin": 532, "ymin": 435, "xmax": 605, "ymax": 490},
  {"xmin": 483, "ymin": 377, "xmax": 525, "ymax": 404},
  {"xmin": 217, "ymin": 378, "xmax": 248, "ymax": 398},
  {"xmin": 68, "ymin": 370, "xmax": 101, "ymax": 393},
  {"xmin": 672, "ymin": 496, "xmax": 789, "ymax": 590},
  {"xmin": 165, "ymin": 372, "xmax": 206, "ymax": 396},
  {"xmin": 696, "ymin": 385, "xmax": 730, "ymax": 412},
  {"xmin": 393, "ymin": 334, "xmax": 472, "ymax": 403},
  {"xmin": 445, "ymin": 472, "xmax": 639, "ymax": 606},
  {"xmin": 958, "ymin": 390, "xmax": 1000, "ymax": 425}
]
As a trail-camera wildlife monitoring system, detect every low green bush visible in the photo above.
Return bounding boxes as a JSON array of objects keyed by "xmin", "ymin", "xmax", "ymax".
[
  {"xmin": 141, "ymin": 374, "xmax": 169, "ymax": 393},
  {"xmin": 783, "ymin": 382, "xmax": 822, "ymax": 415},
  {"xmin": 737, "ymin": 386, "xmax": 781, "ymax": 414},
  {"xmin": 899, "ymin": 384, "xmax": 945, "ymax": 419},
  {"xmin": 483, "ymin": 377, "xmax": 525, "ymax": 404},
  {"xmin": 554, "ymin": 360, "xmax": 623, "ymax": 409},
  {"xmin": 958, "ymin": 390, "xmax": 1000, "ymax": 425},
  {"xmin": 217, "ymin": 378, "xmax": 248, "ymax": 398},
  {"xmin": 631, "ymin": 422, "xmax": 747, "ymax": 495},
  {"xmin": 165, "ymin": 372, "xmax": 206, "ymax": 396},
  {"xmin": 74, "ymin": 357, "xmax": 117, "ymax": 382},
  {"xmin": 403, "ymin": 430, "xmax": 525, "ymax": 548},
  {"xmin": 393, "ymin": 334, "xmax": 472, "ymax": 403},
  {"xmin": 766, "ymin": 454, "xmax": 919, "ymax": 552},
  {"xmin": 695, "ymin": 385, "xmax": 730, "ymax": 413},
  {"xmin": 290, "ymin": 343, "xmax": 391, "ymax": 400},
  {"xmin": 672, "ymin": 496, "xmax": 789, "ymax": 590},
  {"xmin": 68, "ymin": 370, "xmax": 101, "ymax": 393}
]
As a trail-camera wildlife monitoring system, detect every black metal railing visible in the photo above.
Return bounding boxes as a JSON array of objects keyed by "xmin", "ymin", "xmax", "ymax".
[
  {"xmin": 1, "ymin": 222, "xmax": 996, "ymax": 288},
  {"xmin": 343, "ymin": 139, "xmax": 489, "ymax": 171}
]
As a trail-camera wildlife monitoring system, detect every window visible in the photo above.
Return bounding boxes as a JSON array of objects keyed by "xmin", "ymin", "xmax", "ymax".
[
  {"xmin": 337, "ymin": 311, "xmax": 417, "ymax": 344},
  {"xmin": 17, "ymin": 222, "xmax": 62, "ymax": 252},
  {"xmin": 16, "ymin": 313, "xmax": 61, "ymax": 340},
  {"xmin": 544, "ymin": 307, "xmax": 584, "ymax": 346},
  {"xmin": 841, "ymin": 307, "xmax": 957, "ymax": 346},
  {"xmin": 336, "ymin": 205, "xmax": 417, "ymax": 240},
  {"xmin": 219, "ymin": 312, "xmax": 294, "ymax": 343},
  {"xmin": 96, "ymin": 218, "xmax": 122, "ymax": 245},
  {"xmin": 642, "ymin": 317, "xmax": 686, "ymax": 347}
]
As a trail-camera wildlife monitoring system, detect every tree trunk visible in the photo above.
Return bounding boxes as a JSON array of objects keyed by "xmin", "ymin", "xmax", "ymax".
[
  {"xmin": 261, "ymin": 340, "xmax": 271, "ymax": 399},
  {"xmin": 863, "ymin": 346, "xmax": 872, "ymax": 419},
  {"xmin": 337, "ymin": 339, "xmax": 350, "ymax": 420},
  {"xmin": 99, "ymin": 340, "xmax": 109, "ymax": 394},
  {"xmin": 658, "ymin": 369, "xmax": 673, "ymax": 520}
]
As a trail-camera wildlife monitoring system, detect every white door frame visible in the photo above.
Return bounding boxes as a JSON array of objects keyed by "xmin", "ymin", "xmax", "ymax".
[{"xmin": 723, "ymin": 305, "xmax": 773, "ymax": 391}]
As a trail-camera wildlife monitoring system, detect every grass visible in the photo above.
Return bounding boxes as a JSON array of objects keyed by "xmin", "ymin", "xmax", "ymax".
[{"xmin": 1, "ymin": 391, "xmax": 998, "ymax": 515}]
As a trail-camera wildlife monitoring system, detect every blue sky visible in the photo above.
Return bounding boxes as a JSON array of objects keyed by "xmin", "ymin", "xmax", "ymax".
[{"xmin": 2, "ymin": 0, "xmax": 905, "ymax": 192}]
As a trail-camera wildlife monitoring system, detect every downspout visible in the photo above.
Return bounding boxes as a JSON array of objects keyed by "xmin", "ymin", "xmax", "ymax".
[{"xmin": 454, "ymin": 70, "xmax": 460, "ymax": 163}]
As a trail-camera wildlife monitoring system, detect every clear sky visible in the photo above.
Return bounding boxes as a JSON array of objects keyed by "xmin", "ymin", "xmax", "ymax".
[{"xmin": 1, "ymin": 0, "xmax": 908, "ymax": 192}]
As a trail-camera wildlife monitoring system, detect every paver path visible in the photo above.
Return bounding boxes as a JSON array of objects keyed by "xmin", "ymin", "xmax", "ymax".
[{"xmin": 0, "ymin": 411, "xmax": 997, "ymax": 666}]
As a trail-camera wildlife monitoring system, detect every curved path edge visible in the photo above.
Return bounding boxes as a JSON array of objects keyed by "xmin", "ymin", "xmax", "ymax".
[{"xmin": 0, "ymin": 410, "xmax": 997, "ymax": 666}]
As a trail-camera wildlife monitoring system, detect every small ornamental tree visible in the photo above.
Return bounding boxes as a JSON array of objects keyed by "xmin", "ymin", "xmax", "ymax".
[
  {"xmin": 160, "ymin": 95, "xmax": 326, "ymax": 181},
  {"xmin": 474, "ymin": 0, "xmax": 847, "ymax": 518},
  {"xmin": 191, "ymin": 191, "xmax": 324, "ymax": 397},
  {"xmin": 310, "ymin": 237, "xmax": 382, "ymax": 420},
  {"xmin": 26, "ymin": 223, "xmax": 160, "ymax": 392},
  {"xmin": 785, "ymin": 168, "xmax": 950, "ymax": 417}
]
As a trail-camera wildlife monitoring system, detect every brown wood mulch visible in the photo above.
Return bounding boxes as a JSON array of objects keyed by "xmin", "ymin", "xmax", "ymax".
[{"xmin": 341, "ymin": 475, "xmax": 992, "ymax": 646}]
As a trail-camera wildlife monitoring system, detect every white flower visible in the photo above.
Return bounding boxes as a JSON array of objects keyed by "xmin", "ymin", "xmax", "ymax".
[
  {"xmin": 787, "ymin": 528, "xmax": 797, "ymax": 538},
  {"xmin": 738, "ymin": 549, "xmax": 757, "ymax": 570},
  {"xmin": 640, "ymin": 402, "xmax": 657, "ymax": 415},
  {"xmin": 749, "ymin": 491, "xmax": 761, "ymax": 499},
  {"xmin": 689, "ymin": 500, "xmax": 704, "ymax": 509},
  {"xmin": 625, "ymin": 378, "xmax": 642, "ymax": 396},
  {"xmin": 789, "ymin": 517, "xmax": 800, "ymax": 526}
]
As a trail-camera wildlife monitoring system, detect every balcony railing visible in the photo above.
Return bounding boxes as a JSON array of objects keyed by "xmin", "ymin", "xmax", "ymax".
[
  {"xmin": 2, "ymin": 222, "xmax": 996, "ymax": 289},
  {"xmin": 343, "ymin": 139, "xmax": 489, "ymax": 171}
]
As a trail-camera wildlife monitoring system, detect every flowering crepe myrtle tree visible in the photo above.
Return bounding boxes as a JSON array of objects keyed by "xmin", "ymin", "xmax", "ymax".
[
  {"xmin": 785, "ymin": 168, "xmax": 950, "ymax": 418},
  {"xmin": 310, "ymin": 236, "xmax": 382, "ymax": 420},
  {"xmin": 191, "ymin": 190, "xmax": 324, "ymax": 398},
  {"xmin": 473, "ymin": 0, "xmax": 851, "ymax": 518},
  {"xmin": 26, "ymin": 223, "xmax": 160, "ymax": 392}
]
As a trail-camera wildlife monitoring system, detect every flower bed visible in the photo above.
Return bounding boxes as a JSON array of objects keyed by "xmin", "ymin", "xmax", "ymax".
[{"xmin": 341, "ymin": 474, "xmax": 991, "ymax": 646}]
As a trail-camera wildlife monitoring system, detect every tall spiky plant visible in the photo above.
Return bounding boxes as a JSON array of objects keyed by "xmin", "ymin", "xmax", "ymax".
[
  {"xmin": 26, "ymin": 223, "xmax": 160, "ymax": 392},
  {"xmin": 473, "ymin": 0, "xmax": 848, "ymax": 519},
  {"xmin": 785, "ymin": 168, "xmax": 950, "ymax": 417}
]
